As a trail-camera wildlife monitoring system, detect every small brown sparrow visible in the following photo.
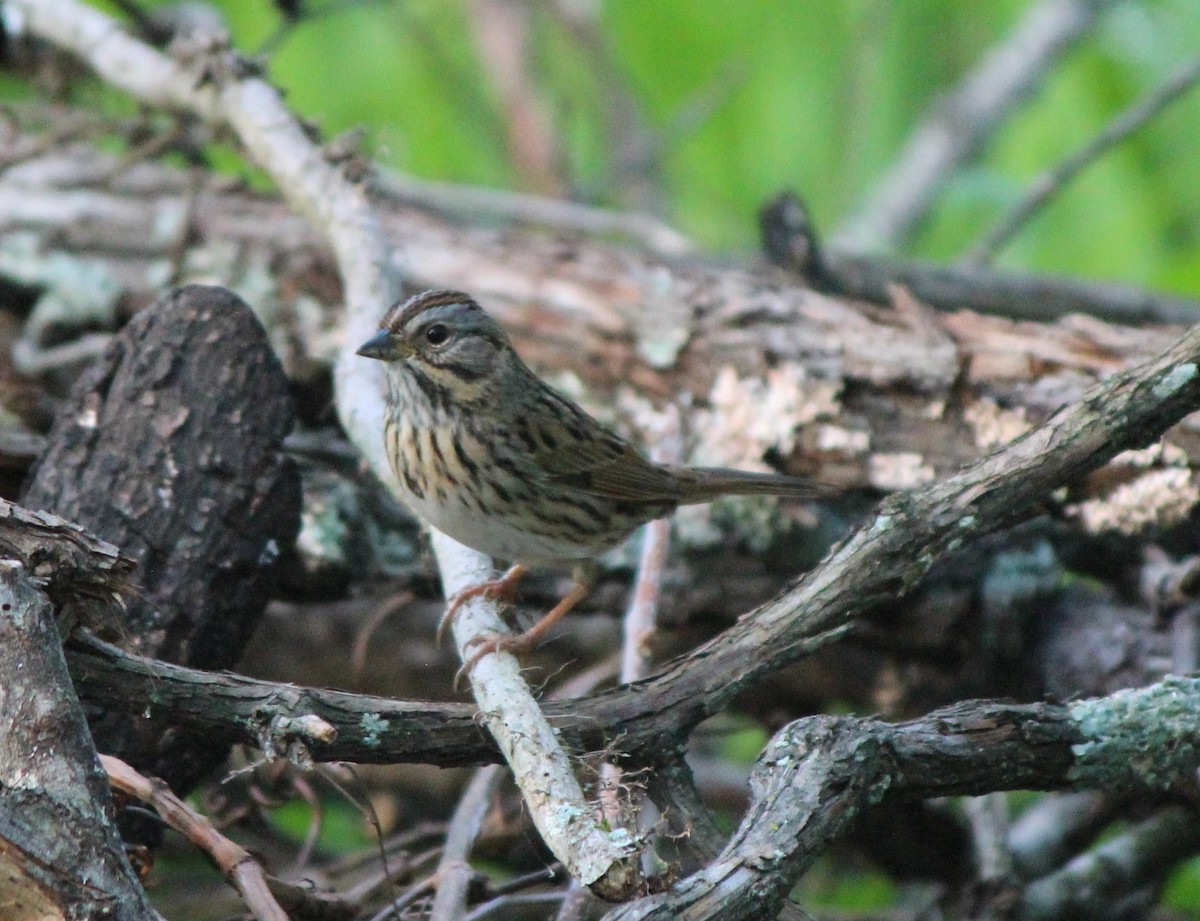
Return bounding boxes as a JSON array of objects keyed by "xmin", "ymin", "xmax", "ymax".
[{"xmin": 358, "ymin": 290, "xmax": 817, "ymax": 666}]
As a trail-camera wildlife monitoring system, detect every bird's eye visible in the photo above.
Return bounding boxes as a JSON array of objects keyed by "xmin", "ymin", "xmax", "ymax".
[{"xmin": 424, "ymin": 324, "xmax": 450, "ymax": 346}]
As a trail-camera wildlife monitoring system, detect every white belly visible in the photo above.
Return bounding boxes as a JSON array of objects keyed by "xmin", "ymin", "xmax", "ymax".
[{"xmin": 401, "ymin": 486, "xmax": 592, "ymax": 563}]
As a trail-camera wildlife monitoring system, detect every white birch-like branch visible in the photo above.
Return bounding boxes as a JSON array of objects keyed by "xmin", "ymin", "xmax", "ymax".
[{"xmin": 11, "ymin": 0, "xmax": 635, "ymax": 898}]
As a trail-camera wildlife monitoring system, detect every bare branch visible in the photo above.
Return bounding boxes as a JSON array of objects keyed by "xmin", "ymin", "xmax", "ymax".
[
  {"xmin": 0, "ymin": 497, "xmax": 134, "ymax": 607},
  {"xmin": 377, "ymin": 171, "xmax": 694, "ymax": 256},
  {"xmin": 1018, "ymin": 807, "xmax": 1200, "ymax": 921},
  {"xmin": 427, "ymin": 766, "xmax": 507, "ymax": 921},
  {"xmin": 966, "ymin": 56, "xmax": 1200, "ymax": 266},
  {"xmin": 11, "ymin": 0, "xmax": 642, "ymax": 896},
  {"xmin": 837, "ymin": 0, "xmax": 1116, "ymax": 251},
  {"xmin": 764, "ymin": 190, "xmax": 1200, "ymax": 325},
  {"xmin": 101, "ymin": 755, "xmax": 303, "ymax": 921}
]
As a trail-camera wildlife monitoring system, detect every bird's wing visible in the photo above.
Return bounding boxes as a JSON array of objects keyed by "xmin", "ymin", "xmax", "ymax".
[{"xmin": 520, "ymin": 389, "xmax": 682, "ymax": 503}]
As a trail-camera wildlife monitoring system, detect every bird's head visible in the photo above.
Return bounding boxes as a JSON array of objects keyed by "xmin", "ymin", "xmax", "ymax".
[{"xmin": 357, "ymin": 290, "xmax": 512, "ymax": 393}]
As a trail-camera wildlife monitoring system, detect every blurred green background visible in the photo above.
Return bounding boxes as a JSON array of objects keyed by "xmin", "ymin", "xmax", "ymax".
[{"xmin": 81, "ymin": 0, "xmax": 1200, "ymax": 294}]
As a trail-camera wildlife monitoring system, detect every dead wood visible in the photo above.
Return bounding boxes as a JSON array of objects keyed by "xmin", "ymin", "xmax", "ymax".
[{"xmin": 21, "ymin": 285, "xmax": 301, "ymax": 793}]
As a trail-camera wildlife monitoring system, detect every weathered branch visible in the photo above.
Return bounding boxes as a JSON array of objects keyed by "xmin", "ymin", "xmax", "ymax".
[
  {"xmin": 101, "ymin": 754, "xmax": 355, "ymax": 921},
  {"xmin": 10, "ymin": 0, "xmax": 639, "ymax": 897},
  {"xmin": 0, "ymin": 563, "xmax": 154, "ymax": 920},
  {"xmin": 12, "ymin": 3, "xmax": 1200, "ymax": 914},
  {"xmin": 763, "ymin": 190, "xmax": 1200, "ymax": 326},
  {"xmin": 602, "ymin": 679, "xmax": 1200, "ymax": 921},
  {"xmin": 1017, "ymin": 806, "xmax": 1200, "ymax": 921},
  {"xmin": 0, "ymin": 498, "xmax": 134, "ymax": 608}
]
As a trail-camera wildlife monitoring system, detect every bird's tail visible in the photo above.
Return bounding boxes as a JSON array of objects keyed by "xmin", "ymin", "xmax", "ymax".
[{"xmin": 667, "ymin": 466, "xmax": 821, "ymax": 504}]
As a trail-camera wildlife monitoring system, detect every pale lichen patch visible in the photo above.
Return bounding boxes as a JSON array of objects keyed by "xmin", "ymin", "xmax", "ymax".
[
  {"xmin": 963, "ymin": 398, "xmax": 1030, "ymax": 451},
  {"xmin": 813, "ymin": 424, "xmax": 870, "ymax": 455},
  {"xmin": 1071, "ymin": 468, "xmax": 1200, "ymax": 534},
  {"xmin": 359, "ymin": 712, "xmax": 390, "ymax": 747},
  {"xmin": 1152, "ymin": 362, "xmax": 1197, "ymax": 400},
  {"xmin": 1109, "ymin": 442, "xmax": 1188, "ymax": 469},
  {"xmin": 692, "ymin": 365, "xmax": 840, "ymax": 471},
  {"xmin": 868, "ymin": 452, "xmax": 936, "ymax": 491}
]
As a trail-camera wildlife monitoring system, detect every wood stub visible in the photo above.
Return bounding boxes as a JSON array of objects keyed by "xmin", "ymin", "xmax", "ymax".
[{"xmin": 22, "ymin": 284, "xmax": 301, "ymax": 791}]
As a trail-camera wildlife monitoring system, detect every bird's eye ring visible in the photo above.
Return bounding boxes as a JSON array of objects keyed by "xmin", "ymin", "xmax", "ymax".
[{"xmin": 424, "ymin": 323, "xmax": 450, "ymax": 346}]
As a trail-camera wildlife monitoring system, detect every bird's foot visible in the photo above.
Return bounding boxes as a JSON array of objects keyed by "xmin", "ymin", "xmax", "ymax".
[
  {"xmin": 453, "ymin": 630, "xmax": 537, "ymax": 689},
  {"xmin": 436, "ymin": 563, "xmax": 527, "ymax": 646},
  {"xmin": 451, "ymin": 574, "xmax": 592, "ymax": 689}
]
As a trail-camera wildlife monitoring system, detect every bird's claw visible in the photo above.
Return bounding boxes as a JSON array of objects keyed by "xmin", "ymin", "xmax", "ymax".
[
  {"xmin": 437, "ymin": 565, "xmax": 527, "ymax": 646},
  {"xmin": 452, "ymin": 631, "xmax": 534, "ymax": 690}
]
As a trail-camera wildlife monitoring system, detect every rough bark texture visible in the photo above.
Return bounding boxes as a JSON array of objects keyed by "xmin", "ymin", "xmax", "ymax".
[
  {"xmin": 604, "ymin": 683, "xmax": 1200, "ymax": 921},
  {"xmin": 4, "ymin": 109, "xmax": 1200, "ymax": 917},
  {"xmin": 21, "ymin": 284, "xmax": 301, "ymax": 792},
  {"xmin": 4, "ymin": 145, "xmax": 1199, "ymax": 495},
  {"xmin": 0, "ymin": 562, "xmax": 154, "ymax": 921},
  {"xmin": 0, "ymin": 498, "xmax": 134, "ymax": 606}
]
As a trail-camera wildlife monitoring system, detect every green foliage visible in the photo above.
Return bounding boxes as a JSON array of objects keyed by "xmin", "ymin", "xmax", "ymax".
[
  {"xmin": 1163, "ymin": 856, "xmax": 1200, "ymax": 913},
  {"xmin": 795, "ymin": 854, "xmax": 899, "ymax": 911},
  {"xmin": 71, "ymin": 0, "xmax": 1200, "ymax": 293},
  {"xmin": 269, "ymin": 795, "xmax": 376, "ymax": 851},
  {"xmin": 716, "ymin": 719, "xmax": 769, "ymax": 764}
]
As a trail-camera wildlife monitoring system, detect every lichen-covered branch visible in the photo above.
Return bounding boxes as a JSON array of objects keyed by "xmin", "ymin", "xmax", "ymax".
[{"xmin": 602, "ymin": 679, "xmax": 1200, "ymax": 921}]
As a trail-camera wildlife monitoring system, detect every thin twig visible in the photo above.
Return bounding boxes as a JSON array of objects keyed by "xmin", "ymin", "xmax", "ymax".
[
  {"xmin": 13, "ymin": 0, "xmax": 633, "ymax": 899},
  {"xmin": 837, "ymin": 0, "xmax": 1116, "ymax": 251},
  {"xmin": 0, "ymin": 108, "xmax": 104, "ymax": 174},
  {"xmin": 376, "ymin": 170, "xmax": 694, "ymax": 256},
  {"xmin": 344, "ymin": 845, "xmax": 442, "ymax": 907},
  {"xmin": 431, "ymin": 648, "xmax": 620, "ymax": 920},
  {"xmin": 434, "ymin": 532, "xmax": 639, "ymax": 898},
  {"xmin": 467, "ymin": 0, "xmax": 563, "ymax": 195},
  {"xmin": 1019, "ymin": 807, "xmax": 1200, "ymax": 920},
  {"xmin": 101, "ymin": 754, "xmax": 307, "ymax": 921},
  {"xmin": 543, "ymin": 0, "xmax": 661, "ymax": 210},
  {"xmin": 465, "ymin": 890, "xmax": 568, "ymax": 921},
  {"xmin": 598, "ymin": 412, "xmax": 680, "ymax": 844},
  {"xmin": 964, "ymin": 792, "xmax": 1012, "ymax": 881},
  {"xmin": 365, "ymin": 872, "xmax": 438, "ymax": 921},
  {"xmin": 1009, "ymin": 791, "xmax": 1114, "ymax": 879},
  {"xmin": 966, "ymin": 56, "xmax": 1200, "ymax": 266},
  {"xmin": 426, "ymin": 765, "xmax": 505, "ymax": 921},
  {"xmin": 352, "ymin": 589, "xmax": 415, "ymax": 677}
]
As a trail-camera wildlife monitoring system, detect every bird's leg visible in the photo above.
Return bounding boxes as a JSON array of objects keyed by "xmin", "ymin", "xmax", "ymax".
[
  {"xmin": 457, "ymin": 561, "xmax": 598, "ymax": 680},
  {"xmin": 437, "ymin": 563, "xmax": 528, "ymax": 646}
]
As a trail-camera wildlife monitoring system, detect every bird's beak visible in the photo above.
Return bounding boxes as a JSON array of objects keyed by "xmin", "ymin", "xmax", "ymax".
[{"xmin": 357, "ymin": 329, "xmax": 403, "ymax": 361}]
